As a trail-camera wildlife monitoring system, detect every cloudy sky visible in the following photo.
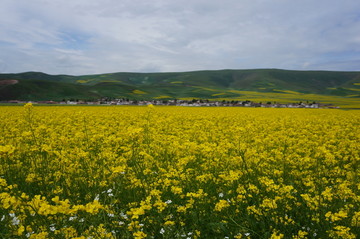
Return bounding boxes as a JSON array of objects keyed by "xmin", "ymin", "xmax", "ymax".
[{"xmin": 1, "ymin": 0, "xmax": 360, "ymax": 75}]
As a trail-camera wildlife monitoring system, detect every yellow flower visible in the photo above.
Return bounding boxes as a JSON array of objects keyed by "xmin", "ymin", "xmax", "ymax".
[
  {"xmin": 292, "ymin": 230, "xmax": 308, "ymax": 239},
  {"xmin": 325, "ymin": 210, "xmax": 348, "ymax": 222},
  {"xmin": 84, "ymin": 200, "xmax": 103, "ymax": 214},
  {"xmin": 133, "ymin": 231, "xmax": 147, "ymax": 239},
  {"xmin": 29, "ymin": 232, "xmax": 48, "ymax": 239},
  {"xmin": 24, "ymin": 102, "xmax": 33, "ymax": 108},
  {"xmin": 17, "ymin": 225, "xmax": 25, "ymax": 235},
  {"xmin": 164, "ymin": 220, "xmax": 175, "ymax": 226},
  {"xmin": 214, "ymin": 200, "xmax": 230, "ymax": 211},
  {"xmin": 171, "ymin": 186, "xmax": 183, "ymax": 195},
  {"xmin": 270, "ymin": 230, "xmax": 284, "ymax": 239},
  {"xmin": 26, "ymin": 173, "xmax": 36, "ymax": 183},
  {"xmin": 0, "ymin": 105, "xmax": 359, "ymax": 238},
  {"xmin": 351, "ymin": 211, "xmax": 360, "ymax": 226},
  {"xmin": 328, "ymin": 226, "xmax": 356, "ymax": 239},
  {"xmin": 0, "ymin": 178, "xmax": 7, "ymax": 187}
]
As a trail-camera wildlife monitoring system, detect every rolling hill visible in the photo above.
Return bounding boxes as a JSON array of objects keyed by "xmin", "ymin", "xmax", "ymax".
[{"xmin": 1, "ymin": 69, "xmax": 360, "ymax": 107}]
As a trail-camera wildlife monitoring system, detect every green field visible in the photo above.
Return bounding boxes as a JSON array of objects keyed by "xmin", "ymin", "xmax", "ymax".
[{"xmin": 1, "ymin": 69, "xmax": 360, "ymax": 108}]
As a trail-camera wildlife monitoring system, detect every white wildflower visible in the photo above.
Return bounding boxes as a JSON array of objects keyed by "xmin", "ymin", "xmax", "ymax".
[
  {"xmin": 120, "ymin": 212, "xmax": 128, "ymax": 219},
  {"xmin": 26, "ymin": 232, "xmax": 34, "ymax": 238},
  {"xmin": 11, "ymin": 216, "xmax": 20, "ymax": 225}
]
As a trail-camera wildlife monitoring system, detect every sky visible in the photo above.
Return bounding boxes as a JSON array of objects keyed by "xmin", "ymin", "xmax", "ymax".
[{"xmin": 1, "ymin": 0, "xmax": 360, "ymax": 75}]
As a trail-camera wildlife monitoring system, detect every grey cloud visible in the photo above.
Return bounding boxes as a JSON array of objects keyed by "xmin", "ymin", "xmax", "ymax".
[{"xmin": 0, "ymin": 0, "xmax": 360, "ymax": 74}]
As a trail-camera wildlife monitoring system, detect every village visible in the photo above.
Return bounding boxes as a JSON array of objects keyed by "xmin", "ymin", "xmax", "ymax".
[{"xmin": 2, "ymin": 98, "xmax": 339, "ymax": 108}]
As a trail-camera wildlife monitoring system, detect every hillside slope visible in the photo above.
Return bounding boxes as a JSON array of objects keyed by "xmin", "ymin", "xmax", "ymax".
[{"xmin": 1, "ymin": 69, "xmax": 360, "ymax": 106}]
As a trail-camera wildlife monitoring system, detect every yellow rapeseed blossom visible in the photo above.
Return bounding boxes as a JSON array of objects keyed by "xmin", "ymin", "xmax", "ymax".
[
  {"xmin": 326, "ymin": 210, "xmax": 348, "ymax": 222},
  {"xmin": 351, "ymin": 211, "xmax": 360, "ymax": 226},
  {"xmin": 29, "ymin": 232, "xmax": 48, "ymax": 239},
  {"xmin": 133, "ymin": 231, "xmax": 147, "ymax": 239},
  {"xmin": 292, "ymin": 230, "xmax": 308, "ymax": 239},
  {"xmin": 0, "ymin": 105, "xmax": 358, "ymax": 238},
  {"xmin": 328, "ymin": 226, "xmax": 356, "ymax": 239},
  {"xmin": 164, "ymin": 220, "xmax": 175, "ymax": 226},
  {"xmin": 214, "ymin": 200, "xmax": 230, "ymax": 211},
  {"xmin": 270, "ymin": 230, "xmax": 285, "ymax": 239}
]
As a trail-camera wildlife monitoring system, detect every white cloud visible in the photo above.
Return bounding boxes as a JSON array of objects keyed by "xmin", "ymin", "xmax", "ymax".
[{"xmin": 0, "ymin": 0, "xmax": 359, "ymax": 75}]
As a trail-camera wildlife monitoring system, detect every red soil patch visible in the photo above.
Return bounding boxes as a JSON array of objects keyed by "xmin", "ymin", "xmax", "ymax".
[{"xmin": 0, "ymin": 80, "xmax": 19, "ymax": 85}]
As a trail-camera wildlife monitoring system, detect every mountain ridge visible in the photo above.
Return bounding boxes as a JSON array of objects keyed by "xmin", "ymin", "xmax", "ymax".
[{"xmin": 1, "ymin": 69, "xmax": 360, "ymax": 107}]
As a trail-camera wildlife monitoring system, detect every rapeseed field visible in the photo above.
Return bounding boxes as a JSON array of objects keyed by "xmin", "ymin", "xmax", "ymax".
[{"xmin": 0, "ymin": 104, "xmax": 359, "ymax": 238}]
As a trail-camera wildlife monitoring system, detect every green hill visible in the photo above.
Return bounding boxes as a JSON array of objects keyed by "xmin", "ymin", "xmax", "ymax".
[{"xmin": 1, "ymin": 69, "xmax": 360, "ymax": 107}]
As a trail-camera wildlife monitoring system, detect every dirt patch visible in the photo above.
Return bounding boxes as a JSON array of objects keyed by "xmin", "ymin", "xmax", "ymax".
[{"xmin": 0, "ymin": 80, "xmax": 19, "ymax": 85}]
